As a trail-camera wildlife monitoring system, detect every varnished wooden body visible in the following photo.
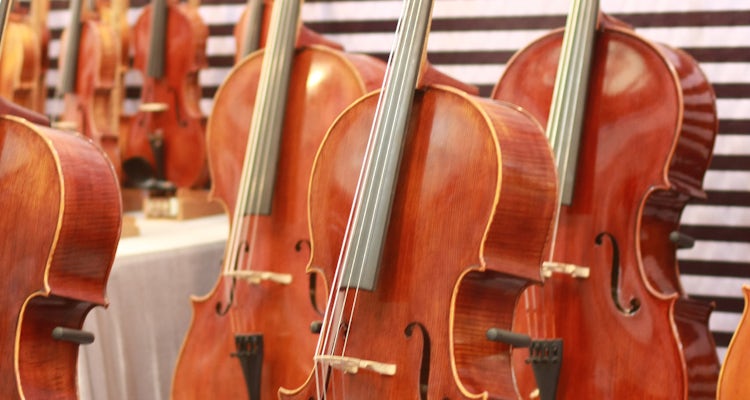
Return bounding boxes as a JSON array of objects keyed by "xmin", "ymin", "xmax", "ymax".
[
  {"xmin": 170, "ymin": 46, "xmax": 385, "ymax": 400},
  {"xmin": 125, "ymin": 0, "xmax": 208, "ymax": 188},
  {"xmin": 0, "ymin": 115, "xmax": 121, "ymax": 399},
  {"xmin": 0, "ymin": 13, "xmax": 42, "ymax": 112},
  {"xmin": 493, "ymin": 19, "xmax": 718, "ymax": 399},
  {"xmin": 58, "ymin": 8, "xmax": 122, "ymax": 180},
  {"xmin": 717, "ymin": 285, "xmax": 750, "ymax": 399},
  {"xmin": 280, "ymin": 86, "xmax": 556, "ymax": 399}
]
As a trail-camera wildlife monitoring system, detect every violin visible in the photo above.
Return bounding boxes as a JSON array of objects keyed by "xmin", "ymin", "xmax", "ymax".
[
  {"xmin": 717, "ymin": 285, "xmax": 750, "ymax": 399},
  {"xmin": 0, "ymin": 5, "xmax": 42, "ymax": 112},
  {"xmin": 279, "ymin": 0, "xmax": 556, "ymax": 398},
  {"xmin": 0, "ymin": 2, "xmax": 122, "ymax": 398},
  {"xmin": 57, "ymin": 0, "xmax": 122, "ymax": 180},
  {"xmin": 493, "ymin": 0, "xmax": 719, "ymax": 398},
  {"xmin": 124, "ymin": 0, "xmax": 208, "ymax": 189}
]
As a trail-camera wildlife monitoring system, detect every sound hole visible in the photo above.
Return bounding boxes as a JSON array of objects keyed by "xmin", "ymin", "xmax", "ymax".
[
  {"xmin": 596, "ymin": 232, "xmax": 640, "ymax": 315},
  {"xmin": 404, "ymin": 322, "xmax": 430, "ymax": 400}
]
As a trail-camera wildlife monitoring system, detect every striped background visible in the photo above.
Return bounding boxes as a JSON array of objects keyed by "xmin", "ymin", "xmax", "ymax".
[{"xmin": 44, "ymin": 0, "xmax": 749, "ymax": 363}]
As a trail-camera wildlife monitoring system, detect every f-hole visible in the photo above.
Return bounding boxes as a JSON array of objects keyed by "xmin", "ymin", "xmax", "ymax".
[
  {"xmin": 404, "ymin": 322, "xmax": 430, "ymax": 400},
  {"xmin": 170, "ymin": 89, "xmax": 189, "ymax": 127},
  {"xmin": 295, "ymin": 239, "xmax": 323, "ymax": 315},
  {"xmin": 595, "ymin": 232, "xmax": 640, "ymax": 315}
]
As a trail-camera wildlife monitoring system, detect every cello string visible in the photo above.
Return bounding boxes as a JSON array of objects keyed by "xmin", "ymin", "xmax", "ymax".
[
  {"xmin": 312, "ymin": 1, "xmax": 411, "ymax": 396},
  {"xmin": 339, "ymin": 0, "xmax": 425, "ymax": 361},
  {"xmin": 541, "ymin": 0, "xmax": 598, "ymax": 340},
  {"xmin": 227, "ymin": 0, "xmax": 300, "ymax": 332}
]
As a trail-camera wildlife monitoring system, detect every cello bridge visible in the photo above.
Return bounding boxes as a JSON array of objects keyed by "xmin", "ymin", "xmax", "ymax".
[
  {"xmin": 542, "ymin": 261, "xmax": 590, "ymax": 279},
  {"xmin": 225, "ymin": 270, "xmax": 293, "ymax": 285},
  {"xmin": 315, "ymin": 355, "xmax": 396, "ymax": 376}
]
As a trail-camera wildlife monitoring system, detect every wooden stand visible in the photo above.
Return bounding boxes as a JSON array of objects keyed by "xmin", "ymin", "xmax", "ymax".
[
  {"xmin": 143, "ymin": 189, "xmax": 223, "ymax": 220},
  {"xmin": 121, "ymin": 214, "xmax": 140, "ymax": 237},
  {"xmin": 122, "ymin": 188, "xmax": 146, "ymax": 212}
]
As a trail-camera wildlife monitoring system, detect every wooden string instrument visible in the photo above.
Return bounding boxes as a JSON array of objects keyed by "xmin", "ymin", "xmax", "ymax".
[
  {"xmin": 493, "ymin": 0, "xmax": 719, "ymax": 398},
  {"xmin": 124, "ymin": 0, "xmax": 208, "ymax": 189},
  {"xmin": 172, "ymin": 1, "xmax": 477, "ymax": 398},
  {"xmin": 0, "ymin": 1, "xmax": 122, "ymax": 398},
  {"xmin": 56, "ymin": 0, "xmax": 123, "ymax": 180},
  {"xmin": 279, "ymin": 0, "xmax": 556, "ymax": 398},
  {"xmin": 0, "ymin": 2, "xmax": 42, "ymax": 112},
  {"xmin": 170, "ymin": 0, "xmax": 387, "ymax": 397},
  {"xmin": 717, "ymin": 285, "xmax": 750, "ymax": 399}
]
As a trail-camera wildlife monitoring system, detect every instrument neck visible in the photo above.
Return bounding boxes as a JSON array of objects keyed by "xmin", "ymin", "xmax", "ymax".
[
  {"xmin": 225, "ymin": 0, "xmax": 302, "ymax": 272},
  {"xmin": 58, "ymin": 0, "xmax": 85, "ymax": 96},
  {"xmin": 239, "ymin": 0, "xmax": 265, "ymax": 59},
  {"xmin": 147, "ymin": 0, "xmax": 168, "ymax": 78},
  {"xmin": 338, "ymin": 0, "xmax": 433, "ymax": 291},
  {"xmin": 546, "ymin": 0, "xmax": 599, "ymax": 205}
]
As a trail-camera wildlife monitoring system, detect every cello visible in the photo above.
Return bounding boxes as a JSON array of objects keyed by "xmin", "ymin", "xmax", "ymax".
[
  {"xmin": 124, "ymin": 0, "xmax": 207, "ymax": 189},
  {"xmin": 280, "ymin": 0, "xmax": 556, "ymax": 398},
  {"xmin": 0, "ymin": 2, "xmax": 122, "ymax": 399},
  {"xmin": 171, "ymin": 1, "xmax": 478, "ymax": 398},
  {"xmin": 717, "ymin": 285, "xmax": 750, "ymax": 399},
  {"xmin": 56, "ymin": 0, "xmax": 122, "ymax": 180},
  {"xmin": 492, "ymin": 0, "xmax": 719, "ymax": 398},
  {"xmin": 170, "ymin": 1, "xmax": 386, "ymax": 398}
]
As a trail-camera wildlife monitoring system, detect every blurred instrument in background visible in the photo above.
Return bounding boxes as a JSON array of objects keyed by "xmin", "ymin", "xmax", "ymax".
[
  {"xmin": 56, "ymin": 0, "xmax": 123, "ymax": 180},
  {"xmin": 124, "ymin": 0, "xmax": 208, "ymax": 190}
]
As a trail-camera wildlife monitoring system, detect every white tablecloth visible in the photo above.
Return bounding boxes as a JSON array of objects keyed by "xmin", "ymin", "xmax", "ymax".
[{"xmin": 77, "ymin": 213, "xmax": 228, "ymax": 400}]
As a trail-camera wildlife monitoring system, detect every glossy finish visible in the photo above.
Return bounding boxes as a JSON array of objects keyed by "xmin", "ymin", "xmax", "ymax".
[
  {"xmin": 171, "ymin": 45, "xmax": 386, "ymax": 399},
  {"xmin": 125, "ymin": 0, "xmax": 208, "ymax": 188},
  {"xmin": 717, "ymin": 285, "xmax": 750, "ymax": 400},
  {"xmin": 493, "ymin": 19, "xmax": 718, "ymax": 399},
  {"xmin": 0, "ymin": 115, "xmax": 121, "ymax": 399},
  {"xmin": 280, "ymin": 86, "xmax": 556, "ymax": 399}
]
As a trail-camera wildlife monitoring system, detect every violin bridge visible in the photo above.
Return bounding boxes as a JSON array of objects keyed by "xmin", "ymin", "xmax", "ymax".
[
  {"xmin": 314, "ymin": 355, "xmax": 397, "ymax": 376},
  {"xmin": 542, "ymin": 261, "xmax": 590, "ymax": 279},
  {"xmin": 138, "ymin": 102, "xmax": 169, "ymax": 113},
  {"xmin": 225, "ymin": 270, "xmax": 293, "ymax": 285}
]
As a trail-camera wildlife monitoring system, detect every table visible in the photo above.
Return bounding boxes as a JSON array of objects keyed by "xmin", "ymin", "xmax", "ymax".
[{"xmin": 77, "ymin": 213, "xmax": 228, "ymax": 400}]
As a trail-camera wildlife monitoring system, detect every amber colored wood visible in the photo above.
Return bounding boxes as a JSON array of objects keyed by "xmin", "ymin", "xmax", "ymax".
[
  {"xmin": 493, "ymin": 17, "xmax": 719, "ymax": 399},
  {"xmin": 717, "ymin": 285, "xmax": 750, "ymax": 400},
  {"xmin": 0, "ymin": 115, "xmax": 121, "ymax": 399},
  {"xmin": 170, "ymin": 41, "xmax": 386, "ymax": 400},
  {"xmin": 124, "ymin": 0, "xmax": 208, "ymax": 188},
  {"xmin": 0, "ymin": 12, "xmax": 43, "ymax": 112},
  {"xmin": 279, "ymin": 84, "xmax": 555, "ymax": 399},
  {"xmin": 57, "ymin": 1, "xmax": 123, "ymax": 180}
]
